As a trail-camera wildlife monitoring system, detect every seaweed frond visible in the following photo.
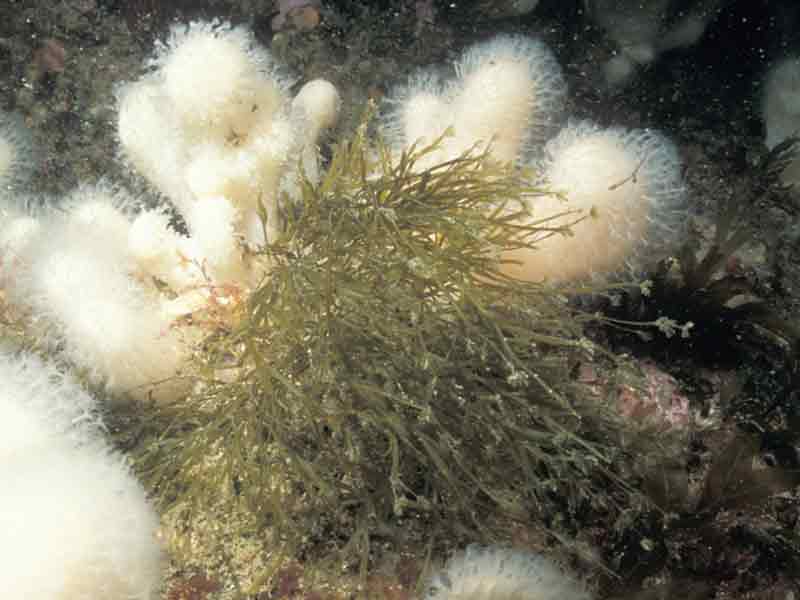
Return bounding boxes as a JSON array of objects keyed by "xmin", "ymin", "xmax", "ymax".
[{"xmin": 133, "ymin": 126, "xmax": 643, "ymax": 586}]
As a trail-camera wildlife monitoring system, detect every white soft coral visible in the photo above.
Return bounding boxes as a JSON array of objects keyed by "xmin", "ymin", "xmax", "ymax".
[
  {"xmin": 0, "ymin": 444, "xmax": 163, "ymax": 600},
  {"xmin": 4, "ymin": 184, "xmax": 196, "ymax": 402},
  {"xmin": 501, "ymin": 120, "xmax": 685, "ymax": 282},
  {"xmin": 0, "ymin": 348, "xmax": 104, "ymax": 458},
  {"xmin": 0, "ymin": 350, "xmax": 163, "ymax": 599},
  {"xmin": 426, "ymin": 546, "xmax": 591, "ymax": 600},
  {"xmin": 381, "ymin": 34, "xmax": 566, "ymax": 169},
  {"xmin": 116, "ymin": 20, "xmax": 298, "ymax": 250},
  {"xmin": 2, "ymin": 20, "xmax": 340, "ymax": 403}
]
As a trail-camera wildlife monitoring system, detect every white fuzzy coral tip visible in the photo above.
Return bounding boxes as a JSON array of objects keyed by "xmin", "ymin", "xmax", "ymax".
[
  {"xmin": 426, "ymin": 546, "xmax": 591, "ymax": 600},
  {"xmin": 293, "ymin": 79, "xmax": 341, "ymax": 137}
]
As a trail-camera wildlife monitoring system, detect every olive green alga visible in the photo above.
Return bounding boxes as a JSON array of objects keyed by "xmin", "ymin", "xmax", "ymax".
[{"xmin": 131, "ymin": 126, "xmax": 647, "ymax": 593}]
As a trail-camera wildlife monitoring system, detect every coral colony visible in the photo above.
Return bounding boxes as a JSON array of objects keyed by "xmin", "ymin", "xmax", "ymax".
[
  {"xmin": 0, "ymin": 349, "xmax": 162, "ymax": 599},
  {"xmin": 380, "ymin": 33, "xmax": 685, "ymax": 284},
  {"xmin": 425, "ymin": 546, "xmax": 590, "ymax": 600},
  {"xmin": 0, "ymin": 18, "xmax": 686, "ymax": 600}
]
